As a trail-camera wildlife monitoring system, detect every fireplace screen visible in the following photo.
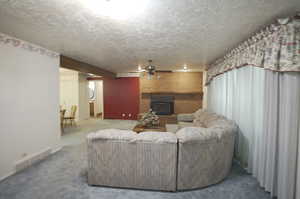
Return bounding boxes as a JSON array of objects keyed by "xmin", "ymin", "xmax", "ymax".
[{"xmin": 150, "ymin": 95, "xmax": 174, "ymax": 115}]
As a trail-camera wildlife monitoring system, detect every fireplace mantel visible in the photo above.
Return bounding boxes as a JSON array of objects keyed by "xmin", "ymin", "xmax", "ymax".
[{"xmin": 139, "ymin": 72, "xmax": 203, "ymax": 114}]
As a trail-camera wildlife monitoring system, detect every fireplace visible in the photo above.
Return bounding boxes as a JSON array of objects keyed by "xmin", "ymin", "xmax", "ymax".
[{"xmin": 150, "ymin": 95, "xmax": 174, "ymax": 115}]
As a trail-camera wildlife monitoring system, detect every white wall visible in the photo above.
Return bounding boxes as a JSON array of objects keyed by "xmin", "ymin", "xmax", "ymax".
[
  {"xmin": 94, "ymin": 80, "xmax": 104, "ymax": 116},
  {"xmin": 0, "ymin": 33, "xmax": 60, "ymax": 180},
  {"xmin": 78, "ymin": 74, "xmax": 90, "ymax": 121},
  {"xmin": 202, "ymin": 71, "xmax": 208, "ymax": 108}
]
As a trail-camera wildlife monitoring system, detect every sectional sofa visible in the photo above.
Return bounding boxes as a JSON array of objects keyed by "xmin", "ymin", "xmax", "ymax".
[{"xmin": 86, "ymin": 110, "xmax": 237, "ymax": 191}]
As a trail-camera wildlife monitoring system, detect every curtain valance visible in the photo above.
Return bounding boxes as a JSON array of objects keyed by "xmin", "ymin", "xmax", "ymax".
[{"xmin": 206, "ymin": 15, "xmax": 300, "ymax": 84}]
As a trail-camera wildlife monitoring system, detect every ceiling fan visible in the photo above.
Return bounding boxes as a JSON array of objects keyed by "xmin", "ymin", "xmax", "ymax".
[
  {"xmin": 137, "ymin": 60, "xmax": 172, "ymax": 79},
  {"xmin": 144, "ymin": 60, "xmax": 156, "ymax": 75}
]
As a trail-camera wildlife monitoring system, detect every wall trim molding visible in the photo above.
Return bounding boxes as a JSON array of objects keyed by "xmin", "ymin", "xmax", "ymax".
[{"xmin": 0, "ymin": 32, "xmax": 59, "ymax": 58}]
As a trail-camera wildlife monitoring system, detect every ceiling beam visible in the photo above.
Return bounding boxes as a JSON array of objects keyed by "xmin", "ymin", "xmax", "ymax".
[
  {"xmin": 87, "ymin": 77, "xmax": 103, "ymax": 81},
  {"xmin": 60, "ymin": 55, "xmax": 116, "ymax": 78}
]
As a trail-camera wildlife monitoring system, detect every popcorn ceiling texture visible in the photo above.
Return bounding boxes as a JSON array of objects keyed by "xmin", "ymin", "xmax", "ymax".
[{"xmin": 0, "ymin": 0, "xmax": 299, "ymax": 72}]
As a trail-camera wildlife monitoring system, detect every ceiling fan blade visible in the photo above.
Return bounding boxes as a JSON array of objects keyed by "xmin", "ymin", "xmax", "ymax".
[{"xmin": 156, "ymin": 70, "xmax": 172, "ymax": 73}]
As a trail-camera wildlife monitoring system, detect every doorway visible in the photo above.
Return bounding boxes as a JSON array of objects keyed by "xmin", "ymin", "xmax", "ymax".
[{"xmin": 88, "ymin": 80, "xmax": 104, "ymax": 119}]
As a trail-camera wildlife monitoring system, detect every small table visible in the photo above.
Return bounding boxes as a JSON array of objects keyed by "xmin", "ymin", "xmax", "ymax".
[{"xmin": 133, "ymin": 124, "xmax": 166, "ymax": 133}]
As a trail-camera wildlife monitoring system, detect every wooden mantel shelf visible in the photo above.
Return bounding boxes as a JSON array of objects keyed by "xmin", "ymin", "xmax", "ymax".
[
  {"xmin": 142, "ymin": 91, "xmax": 203, "ymax": 95},
  {"xmin": 140, "ymin": 72, "xmax": 203, "ymax": 114}
]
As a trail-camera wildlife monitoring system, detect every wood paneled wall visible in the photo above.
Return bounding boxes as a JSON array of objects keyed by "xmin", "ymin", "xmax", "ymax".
[{"xmin": 140, "ymin": 72, "xmax": 203, "ymax": 114}]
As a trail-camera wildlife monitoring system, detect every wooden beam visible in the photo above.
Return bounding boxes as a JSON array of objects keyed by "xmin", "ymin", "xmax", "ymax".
[
  {"xmin": 60, "ymin": 55, "xmax": 116, "ymax": 78},
  {"xmin": 87, "ymin": 77, "xmax": 103, "ymax": 81}
]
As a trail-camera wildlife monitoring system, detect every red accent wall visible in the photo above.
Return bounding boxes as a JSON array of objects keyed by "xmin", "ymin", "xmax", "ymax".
[{"xmin": 103, "ymin": 77, "xmax": 139, "ymax": 120}]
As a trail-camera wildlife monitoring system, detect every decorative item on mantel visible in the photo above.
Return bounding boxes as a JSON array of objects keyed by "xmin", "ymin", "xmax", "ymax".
[{"xmin": 138, "ymin": 109, "xmax": 160, "ymax": 127}]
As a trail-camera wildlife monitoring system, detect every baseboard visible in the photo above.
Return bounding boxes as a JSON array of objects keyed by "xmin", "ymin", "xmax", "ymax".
[
  {"xmin": 0, "ymin": 171, "xmax": 16, "ymax": 182},
  {"xmin": 0, "ymin": 146, "xmax": 62, "ymax": 182},
  {"xmin": 15, "ymin": 148, "xmax": 52, "ymax": 172},
  {"xmin": 51, "ymin": 147, "xmax": 62, "ymax": 154}
]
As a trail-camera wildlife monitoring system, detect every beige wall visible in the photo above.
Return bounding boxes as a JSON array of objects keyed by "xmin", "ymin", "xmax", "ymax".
[{"xmin": 0, "ymin": 33, "xmax": 60, "ymax": 180}]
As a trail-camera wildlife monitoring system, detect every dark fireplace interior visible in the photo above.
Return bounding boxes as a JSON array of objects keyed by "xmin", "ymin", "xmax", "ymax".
[{"xmin": 150, "ymin": 95, "xmax": 174, "ymax": 115}]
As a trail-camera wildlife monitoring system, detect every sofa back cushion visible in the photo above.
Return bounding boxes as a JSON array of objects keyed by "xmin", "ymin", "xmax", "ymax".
[
  {"xmin": 176, "ymin": 127, "xmax": 219, "ymax": 143},
  {"xmin": 87, "ymin": 129, "xmax": 137, "ymax": 141},
  {"xmin": 87, "ymin": 129, "xmax": 177, "ymax": 144},
  {"xmin": 135, "ymin": 132, "xmax": 177, "ymax": 143}
]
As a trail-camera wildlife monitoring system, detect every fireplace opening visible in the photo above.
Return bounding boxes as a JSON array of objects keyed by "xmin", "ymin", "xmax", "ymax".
[{"xmin": 150, "ymin": 95, "xmax": 174, "ymax": 115}]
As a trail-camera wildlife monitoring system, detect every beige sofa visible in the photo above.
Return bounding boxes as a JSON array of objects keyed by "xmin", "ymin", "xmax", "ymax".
[
  {"xmin": 87, "ymin": 129, "xmax": 178, "ymax": 191},
  {"xmin": 87, "ymin": 110, "xmax": 237, "ymax": 191},
  {"xmin": 176, "ymin": 109, "xmax": 237, "ymax": 190}
]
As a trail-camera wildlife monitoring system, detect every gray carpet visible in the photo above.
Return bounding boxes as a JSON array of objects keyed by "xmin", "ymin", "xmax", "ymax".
[{"xmin": 0, "ymin": 143, "xmax": 271, "ymax": 199}]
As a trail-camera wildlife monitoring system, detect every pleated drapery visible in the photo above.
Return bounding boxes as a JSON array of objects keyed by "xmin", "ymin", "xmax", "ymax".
[
  {"xmin": 207, "ymin": 14, "xmax": 300, "ymax": 199},
  {"xmin": 208, "ymin": 66, "xmax": 265, "ymax": 168},
  {"xmin": 207, "ymin": 63, "xmax": 300, "ymax": 199},
  {"xmin": 206, "ymin": 16, "xmax": 300, "ymax": 85}
]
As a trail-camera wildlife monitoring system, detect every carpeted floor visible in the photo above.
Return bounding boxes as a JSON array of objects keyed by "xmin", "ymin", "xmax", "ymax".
[
  {"xmin": 60, "ymin": 119, "xmax": 137, "ymax": 146},
  {"xmin": 0, "ymin": 119, "xmax": 272, "ymax": 199}
]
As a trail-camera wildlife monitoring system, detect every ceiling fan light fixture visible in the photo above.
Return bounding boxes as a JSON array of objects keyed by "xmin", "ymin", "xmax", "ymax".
[
  {"xmin": 138, "ymin": 65, "xmax": 143, "ymax": 71},
  {"xmin": 183, "ymin": 64, "xmax": 188, "ymax": 71},
  {"xmin": 145, "ymin": 60, "xmax": 156, "ymax": 75}
]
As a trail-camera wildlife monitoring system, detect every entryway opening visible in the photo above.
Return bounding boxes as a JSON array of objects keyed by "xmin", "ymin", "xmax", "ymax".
[{"xmin": 59, "ymin": 68, "xmax": 104, "ymax": 137}]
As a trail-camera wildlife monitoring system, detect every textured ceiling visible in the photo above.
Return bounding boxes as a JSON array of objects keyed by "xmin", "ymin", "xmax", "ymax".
[{"xmin": 0, "ymin": 0, "xmax": 299, "ymax": 72}]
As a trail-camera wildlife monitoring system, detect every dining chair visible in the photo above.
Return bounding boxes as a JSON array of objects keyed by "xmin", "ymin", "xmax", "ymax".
[
  {"xmin": 60, "ymin": 109, "xmax": 66, "ymax": 133},
  {"xmin": 64, "ymin": 105, "xmax": 77, "ymax": 126}
]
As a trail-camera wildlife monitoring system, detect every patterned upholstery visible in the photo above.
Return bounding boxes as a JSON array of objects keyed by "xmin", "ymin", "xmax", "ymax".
[
  {"xmin": 177, "ymin": 113, "xmax": 194, "ymax": 122},
  {"xmin": 87, "ymin": 129, "xmax": 177, "ymax": 191},
  {"xmin": 87, "ymin": 111, "xmax": 236, "ymax": 191},
  {"xmin": 176, "ymin": 110, "xmax": 237, "ymax": 190}
]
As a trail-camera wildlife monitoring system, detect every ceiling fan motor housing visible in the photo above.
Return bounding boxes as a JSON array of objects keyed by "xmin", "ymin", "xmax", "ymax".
[{"xmin": 145, "ymin": 60, "xmax": 156, "ymax": 75}]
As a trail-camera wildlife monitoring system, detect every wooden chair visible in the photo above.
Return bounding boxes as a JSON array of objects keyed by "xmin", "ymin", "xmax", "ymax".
[
  {"xmin": 64, "ymin": 105, "xmax": 77, "ymax": 126},
  {"xmin": 60, "ymin": 109, "xmax": 66, "ymax": 133}
]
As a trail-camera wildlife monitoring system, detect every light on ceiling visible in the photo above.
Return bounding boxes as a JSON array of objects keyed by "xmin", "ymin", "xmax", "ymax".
[
  {"xmin": 183, "ymin": 64, "xmax": 188, "ymax": 71},
  {"xmin": 82, "ymin": 0, "xmax": 149, "ymax": 20}
]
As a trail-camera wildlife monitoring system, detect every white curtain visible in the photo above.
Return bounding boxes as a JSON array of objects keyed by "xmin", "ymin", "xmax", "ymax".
[
  {"xmin": 208, "ymin": 66, "xmax": 265, "ymax": 167},
  {"xmin": 208, "ymin": 67, "xmax": 300, "ymax": 199},
  {"xmin": 256, "ymin": 71, "xmax": 300, "ymax": 198}
]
